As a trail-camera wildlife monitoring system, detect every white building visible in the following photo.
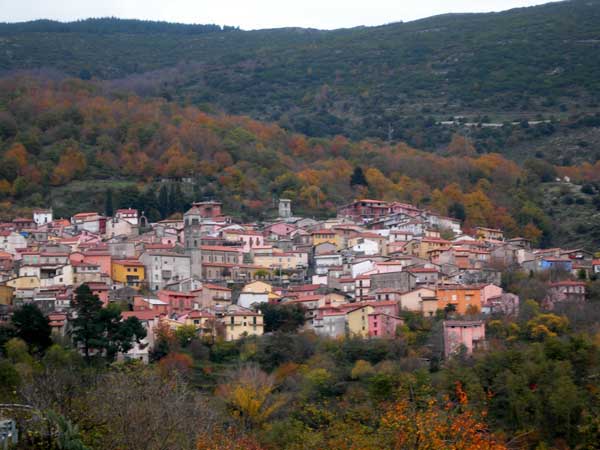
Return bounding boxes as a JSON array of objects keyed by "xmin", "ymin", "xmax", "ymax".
[
  {"xmin": 140, "ymin": 251, "xmax": 191, "ymax": 291},
  {"xmin": 33, "ymin": 209, "xmax": 53, "ymax": 226}
]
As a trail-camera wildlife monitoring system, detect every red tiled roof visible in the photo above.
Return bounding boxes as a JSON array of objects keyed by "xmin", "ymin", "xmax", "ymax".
[
  {"xmin": 200, "ymin": 245, "xmax": 243, "ymax": 252},
  {"xmin": 203, "ymin": 283, "xmax": 232, "ymax": 292},
  {"xmin": 113, "ymin": 260, "xmax": 145, "ymax": 267},
  {"xmin": 122, "ymin": 310, "xmax": 161, "ymax": 321}
]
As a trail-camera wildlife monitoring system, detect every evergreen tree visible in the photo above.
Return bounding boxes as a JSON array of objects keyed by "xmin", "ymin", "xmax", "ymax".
[
  {"xmin": 104, "ymin": 188, "xmax": 114, "ymax": 217},
  {"xmin": 71, "ymin": 284, "xmax": 146, "ymax": 362},
  {"xmin": 448, "ymin": 202, "xmax": 466, "ymax": 221},
  {"xmin": 350, "ymin": 166, "xmax": 369, "ymax": 188},
  {"xmin": 139, "ymin": 187, "xmax": 161, "ymax": 222},
  {"xmin": 158, "ymin": 184, "xmax": 170, "ymax": 219},
  {"xmin": 71, "ymin": 284, "xmax": 105, "ymax": 361},
  {"xmin": 116, "ymin": 187, "xmax": 141, "ymax": 211},
  {"xmin": 169, "ymin": 183, "xmax": 185, "ymax": 214},
  {"xmin": 10, "ymin": 303, "xmax": 52, "ymax": 352}
]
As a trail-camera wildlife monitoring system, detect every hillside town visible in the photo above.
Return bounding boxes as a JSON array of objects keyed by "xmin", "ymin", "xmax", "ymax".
[{"xmin": 0, "ymin": 197, "xmax": 595, "ymax": 362}]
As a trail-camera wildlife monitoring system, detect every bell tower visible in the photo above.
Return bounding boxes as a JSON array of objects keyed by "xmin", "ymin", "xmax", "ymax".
[
  {"xmin": 278, "ymin": 198, "xmax": 292, "ymax": 219},
  {"xmin": 183, "ymin": 205, "xmax": 203, "ymax": 279}
]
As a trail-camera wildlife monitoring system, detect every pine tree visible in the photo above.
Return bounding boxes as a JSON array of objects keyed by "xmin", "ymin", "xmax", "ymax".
[
  {"xmin": 11, "ymin": 303, "xmax": 52, "ymax": 352},
  {"xmin": 169, "ymin": 183, "xmax": 185, "ymax": 214},
  {"xmin": 105, "ymin": 189, "xmax": 114, "ymax": 217},
  {"xmin": 71, "ymin": 284, "xmax": 105, "ymax": 361},
  {"xmin": 158, "ymin": 184, "xmax": 170, "ymax": 219},
  {"xmin": 350, "ymin": 166, "xmax": 369, "ymax": 188},
  {"xmin": 71, "ymin": 284, "xmax": 146, "ymax": 362}
]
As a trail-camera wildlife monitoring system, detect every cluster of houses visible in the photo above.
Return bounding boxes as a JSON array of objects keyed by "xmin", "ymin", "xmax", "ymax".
[{"xmin": 0, "ymin": 198, "xmax": 596, "ymax": 361}]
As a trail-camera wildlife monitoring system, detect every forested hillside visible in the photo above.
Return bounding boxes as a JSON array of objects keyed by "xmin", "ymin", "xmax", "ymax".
[
  {"xmin": 1, "ymin": 77, "xmax": 600, "ymax": 248},
  {"xmin": 1, "ymin": 1, "xmax": 600, "ymax": 150}
]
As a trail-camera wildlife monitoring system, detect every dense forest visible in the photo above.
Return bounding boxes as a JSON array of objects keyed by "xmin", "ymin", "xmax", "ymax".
[
  {"xmin": 1, "ymin": 77, "xmax": 600, "ymax": 247},
  {"xmin": 1, "ymin": 283, "xmax": 600, "ymax": 449},
  {"xmin": 1, "ymin": 1, "xmax": 600, "ymax": 149}
]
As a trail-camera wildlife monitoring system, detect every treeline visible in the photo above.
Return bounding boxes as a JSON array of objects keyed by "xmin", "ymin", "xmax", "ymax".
[{"xmin": 0, "ymin": 18, "xmax": 238, "ymax": 35}]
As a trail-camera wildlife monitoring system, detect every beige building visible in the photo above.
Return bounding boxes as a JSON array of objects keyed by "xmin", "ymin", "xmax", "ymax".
[
  {"xmin": 223, "ymin": 306, "xmax": 264, "ymax": 341},
  {"xmin": 253, "ymin": 251, "xmax": 308, "ymax": 270},
  {"xmin": 346, "ymin": 305, "xmax": 375, "ymax": 338},
  {"xmin": 398, "ymin": 287, "xmax": 436, "ymax": 312}
]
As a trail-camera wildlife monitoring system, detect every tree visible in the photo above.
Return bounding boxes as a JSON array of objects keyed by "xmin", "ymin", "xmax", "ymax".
[
  {"xmin": 105, "ymin": 188, "xmax": 114, "ymax": 217},
  {"xmin": 169, "ymin": 183, "xmax": 186, "ymax": 214},
  {"xmin": 158, "ymin": 184, "xmax": 170, "ymax": 219},
  {"xmin": 217, "ymin": 365, "xmax": 285, "ymax": 430},
  {"xmin": 71, "ymin": 284, "xmax": 106, "ymax": 361},
  {"xmin": 100, "ymin": 304, "xmax": 147, "ymax": 362},
  {"xmin": 82, "ymin": 366, "xmax": 217, "ymax": 450},
  {"xmin": 0, "ymin": 359, "xmax": 20, "ymax": 402},
  {"xmin": 379, "ymin": 382, "xmax": 507, "ymax": 449},
  {"xmin": 259, "ymin": 303, "xmax": 306, "ymax": 333},
  {"xmin": 350, "ymin": 166, "xmax": 369, "ymax": 188},
  {"xmin": 11, "ymin": 303, "xmax": 52, "ymax": 352},
  {"xmin": 175, "ymin": 325, "xmax": 198, "ymax": 347},
  {"xmin": 71, "ymin": 284, "xmax": 146, "ymax": 362},
  {"xmin": 448, "ymin": 202, "xmax": 466, "ymax": 222}
]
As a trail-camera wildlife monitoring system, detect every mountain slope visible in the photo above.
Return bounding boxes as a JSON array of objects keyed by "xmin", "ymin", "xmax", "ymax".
[{"xmin": 1, "ymin": 1, "xmax": 600, "ymax": 147}]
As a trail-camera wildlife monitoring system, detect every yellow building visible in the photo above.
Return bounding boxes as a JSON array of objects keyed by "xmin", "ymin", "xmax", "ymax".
[
  {"xmin": 6, "ymin": 276, "xmax": 40, "ymax": 290},
  {"xmin": 111, "ymin": 260, "xmax": 145, "ymax": 290},
  {"xmin": 0, "ymin": 285, "xmax": 15, "ymax": 305},
  {"xmin": 242, "ymin": 280, "xmax": 273, "ymax": 294},
  {"xmin": 185, "ymin": 311, "xmax": 217, "ymax": 338},
  {"xmin": 224, "ymin": 306, "xmax": 264, "ymax": 341},
  {"xmin": 346, "ymin": 305, "xmax": 374, "ymax": 338},
  {"xmin": 311, "ymin": 229, "xmax": 343, "ymax": 250},
  {"xmin": 253, "ymin": 252, "xmax": 308, "ymax": 271},
  {"xmin": 408, "ymin": 238, "xmax": 452, "ymax": 259}
]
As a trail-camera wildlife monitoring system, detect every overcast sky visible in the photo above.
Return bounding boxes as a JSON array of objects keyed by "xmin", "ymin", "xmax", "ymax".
[{"xmin": 0, "ymin": 0, "xmax": 562, "ymax": 30}]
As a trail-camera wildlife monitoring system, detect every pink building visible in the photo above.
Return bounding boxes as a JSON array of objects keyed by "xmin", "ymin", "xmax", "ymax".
[
  {"xmin": 337, "ymin": 199, "xmax": 390, "ymax": 222},
  {"xmin": 186, "ymin": 201, "xmax": 223, "ymax": 219},
  {"xmin": 480, "ymin": 283, "xmax": 503, "ymax": 305},
  {"xmin": 87, "ymin": 282, "xmax": 110, "ymax": 307},
  {"xmin": 157, "ymin": 290, "xmax": 197, "ymax": 314},
  {"xmin": 83, "ymin": 250, "xmax": 112, "ymax": 276},
  {"xmin": 368, "ymin": 312, "xmax": 404, "ymax": 338},
  {"xmin": 225, "ymin": 230, "xmax": 265, "ymax": 252},
  {"xmin": 264, "ymin": 222, "xmax": 297, "ymax": 239},
  {"xmin": 443, "ymin": 320, "xmax": 486, "ymax": 358}
]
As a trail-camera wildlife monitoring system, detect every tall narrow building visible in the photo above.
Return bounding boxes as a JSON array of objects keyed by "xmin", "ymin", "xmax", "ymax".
[
  {"xmin": 183, "ymin": 205, "xmax": 203, "ymax": 279},
  {"xmin": 279, "ymin": 198, "xmax": 292, "ymax": 219}
]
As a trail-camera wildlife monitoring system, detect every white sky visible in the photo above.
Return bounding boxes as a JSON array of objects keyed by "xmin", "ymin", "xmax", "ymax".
[{"xmin": 0, "ymin": 0, "xmax": 563, "ymax": 30}]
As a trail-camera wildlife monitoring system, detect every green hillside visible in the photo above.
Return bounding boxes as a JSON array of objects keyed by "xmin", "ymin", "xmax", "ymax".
[{"xmin": 1, "ymin": 1, "xmax": 600, "ymax": 149}]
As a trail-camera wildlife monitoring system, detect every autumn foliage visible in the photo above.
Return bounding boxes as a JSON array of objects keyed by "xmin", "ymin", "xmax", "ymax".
[
  {"xmin": 0, "ymin": 76, "xmax": 547, "ymax": 239},
  {"xmin": 379, "ymin": 382, "xmax": 507, "ymax": 450}
]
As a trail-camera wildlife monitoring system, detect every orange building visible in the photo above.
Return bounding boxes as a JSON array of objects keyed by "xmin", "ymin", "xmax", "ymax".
[{"xmin": 436, "ymin": 285, "xmax": 482, "ymax": 315}]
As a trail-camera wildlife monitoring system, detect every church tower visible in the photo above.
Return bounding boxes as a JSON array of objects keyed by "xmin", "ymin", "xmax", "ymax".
[
  {"xmin": 183, "ymin": 205, "xmax": 203, "ymax": 279},
  {"xmin": 278, "ymin": 198, "xmax": 292, "ymax": 219}
]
